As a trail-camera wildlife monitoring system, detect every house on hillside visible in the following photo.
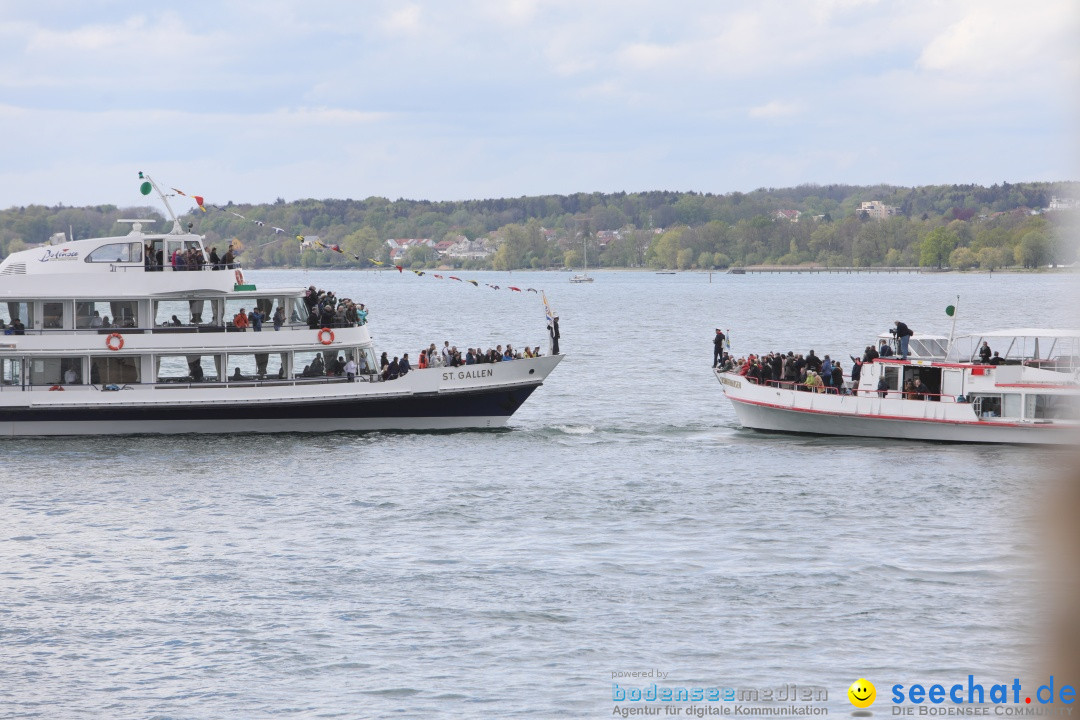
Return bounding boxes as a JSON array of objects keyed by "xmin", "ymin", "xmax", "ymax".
[
  {"xmin": 596, "ymin": 230, "xmax": 621, "ymax": 247},
  {"xmin": 1048, "ymin": 196, "xmax": 1078, "ymax": 211},
  {"xmin": 774, "ymin": 209, "xmax": 801, "ymax": 222},
  {"xmin": 386, "ymin": 238, "xmax": 435, "ymax": 262},
  {"xmin": 445, "ymin": 238, "xmax": 493, "ymax": 260},
  {"xmin": 859, "ymin": 201, "xmax": 897, "ymax": 220}
]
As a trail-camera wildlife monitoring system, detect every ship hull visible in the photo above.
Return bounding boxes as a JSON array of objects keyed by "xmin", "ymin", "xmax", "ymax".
[
  {"xmin": 0, "ymin": 357, "xmax": 561, "ymax": 436},
  {"xmin": 716, "ymin": 370, "xmax": 1078, "ymax": 445}
]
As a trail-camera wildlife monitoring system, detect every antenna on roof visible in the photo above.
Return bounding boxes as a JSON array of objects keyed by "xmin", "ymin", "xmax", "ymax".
[{"xmin": 137, "ymin": 171, "xmax": 182, "ymax": 234}]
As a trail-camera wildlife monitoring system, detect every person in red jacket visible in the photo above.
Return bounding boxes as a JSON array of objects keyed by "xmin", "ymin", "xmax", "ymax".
[{"xmin": 233, "ymin": 308, "xmax": 250, "ymax": 330}]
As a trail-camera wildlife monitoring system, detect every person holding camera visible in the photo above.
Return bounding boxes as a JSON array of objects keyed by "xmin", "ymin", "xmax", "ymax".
[{"xmin": 893, "ymin": 321, "xmax": 914, "ymax": 360}]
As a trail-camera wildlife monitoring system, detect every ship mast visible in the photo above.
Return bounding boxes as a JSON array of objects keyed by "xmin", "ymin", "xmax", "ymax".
[{"xmin": 138, "ymin": 171, "xmax": 183, "ymax": 234}]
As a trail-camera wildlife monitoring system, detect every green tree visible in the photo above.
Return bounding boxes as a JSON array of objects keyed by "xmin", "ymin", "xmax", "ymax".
[
  {"xmin": 646, "ymin": 226, "xmax": 686, "ymax": 268},
  {"xmin": 977, "ymin": 246, "xmax": 1012, "ymax": 270},
  {"xmin": 919, "ymin": 227, "xmax": 959, "ymax": 268},
  {"xmin": 948, "ymin": 246, "xmax": 978, "ymax": 270},
  {"xmin": 1014, "ymin": 230, "xmax": 1051, "ymax": 268}
]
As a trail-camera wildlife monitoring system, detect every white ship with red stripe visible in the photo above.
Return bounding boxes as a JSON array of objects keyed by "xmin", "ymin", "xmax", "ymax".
[{"xmin": 714, "ymin": 330, "xmax": 1080, "ymax": 445}]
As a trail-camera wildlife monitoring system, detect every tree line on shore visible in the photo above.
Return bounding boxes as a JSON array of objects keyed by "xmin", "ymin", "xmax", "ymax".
[{"xmin": 1, "ymin": 181, "xmax": 1076, "ymax": 271}]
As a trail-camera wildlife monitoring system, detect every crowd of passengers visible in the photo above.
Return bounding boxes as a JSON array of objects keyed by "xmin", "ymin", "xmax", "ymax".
[
  {"xmin": 718, "ymin": 336, "xmax": 1004, "ymax": 400},
  {"xmin": 719, "ymin": 349, "xmax": 849, "ymax": 393},
  {"xmin": 144, "ymin": 244, "xmax": 240, "ymax": 271},
  {"xmin": 219, "ymin": 287, "xmax": 369, "ymax": 331},
  {"xmin": 302, "ymin": 286, "xmax": 368, "ymax": 329},
  {"xmin": 378, "ymin": 341, "xmax": 544, "ymax": 381}
]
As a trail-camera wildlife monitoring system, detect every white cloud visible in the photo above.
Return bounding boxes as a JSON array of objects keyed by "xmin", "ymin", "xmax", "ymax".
[
  {"xmin": 918, "ymin": 0, "xmax": 1077, "ymax": 76},
  {"xmin": 748, "ymin": 101, "xmax": 802, "ymax": 120},
  {"xmin": 0, "ymin": 0, "xmax": 1075, "ymax": 206},
  {"xmin": 617, "ymin": 42, "xmax": 686, "ymax": 71},
  {"xmin": 478, "ymin": 0, "xmax": 541, "ymax": 26},
  {"xmin": 271, "ymin": 106, "xmax": 390, "ymax": 126},
  {"xmin": 381, "ymin": 5, "xmax": 423, "ymax": 36}
]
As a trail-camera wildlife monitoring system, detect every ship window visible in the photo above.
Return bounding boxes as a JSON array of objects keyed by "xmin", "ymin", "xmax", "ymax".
[
  {"xmin": 86, "ymin": 242, "xmax": 142, "ymax": 263},
  {"xmin": 292, "ymin": 298, "xmax": 309, "ymax": 323},
  {"xmin": 910, "ymin": 338, "xmax": 948, "ymax": 358},
  {"xmin": 222, "ymin": 298, "xmax": 274, "ymax": 328},
  {"xmin": 76, "ymin": 300, "xmax": 138, "ymax": 329},
  {"xmin": 358, "ymin": 348, "xmax": 377, "ymax": 375},
  {"xmin": 155, "ymin": 354, "xmax": 221, "ymax": 383},
  {"xmin": 1, "ymin": 358, "xmax": 22, "ymax": 385},
  {"xmin": 153, "ymin": 298, "xmax": 217, "ymax": 327},
  {"xmin": 974, "ymin": 395, "xmax": 1001, "ymax": 418},
  {"xmin": 226, "ymin": 352, "xmax": 286, "ymax": 381},
  {"xmin": 1025, "ymin": 394, "xmax": 1080, "ymax": 420},
  {"xmin": 972, "ymin": 394, "xmax": 1020, "ymax": 418},
  {"xmin": 294, "ymin": 350, "xmax": 338, "ymax": 378},
  {"xmin": 42, "ymin": 301, "xmax": 65, "ymax": 329},
  {"xmin": 89, "ymin": 355, "xmax": 140, "ymax": 385},
  {"xmin": 29, "ymin": 356, "xmax": 84, "ymax": 386},
  {"xmin": 0, "ymin": 301, "xmax": 34, "ymax": 330}
]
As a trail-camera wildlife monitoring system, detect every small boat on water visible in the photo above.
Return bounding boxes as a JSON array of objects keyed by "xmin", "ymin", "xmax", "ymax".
[
  {"xmin": 0, "ymin": 174, "xmax": 563, "ymax": 436},
  {"xmin": 569, "ymin": 238, "xmax": 593, "ymax": 283},
  {"xmin": 714, "ymin": 329, "xmax": 1080, "ymax": 444}
]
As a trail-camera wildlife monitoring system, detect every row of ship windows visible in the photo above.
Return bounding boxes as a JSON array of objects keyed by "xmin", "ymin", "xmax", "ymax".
[
  {"xmin": 83, "ymin": 240, "xmax": 203, "ymax": 264},
  {"xmin": 970, "ymin": 393, "xmax": 1080, "ymax": 421},
  {"xmin": 0, "ymin": 348, "xmax": 379, "ymax": 387},
  {"xmin": 2, "ymin": 298, "xmax": 309, "ymax": 330}
]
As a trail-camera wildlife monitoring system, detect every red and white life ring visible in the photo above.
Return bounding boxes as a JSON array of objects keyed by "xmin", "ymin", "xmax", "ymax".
[
  {"xmin": 106, "ymin": 333, "xmax": 124, "ymax": 351},
  {"xmin": 234, "ymin": 269, "xmax": 245, "ymax": 285},
  {"xmin": 318, "ymin": 327, "xmax": 335, "ymax": 345}
]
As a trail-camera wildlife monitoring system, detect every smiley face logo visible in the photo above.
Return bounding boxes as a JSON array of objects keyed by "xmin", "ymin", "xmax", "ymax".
[{"xmin": 848, "ymin": 679, "xmax": 876, "ymax": 708}]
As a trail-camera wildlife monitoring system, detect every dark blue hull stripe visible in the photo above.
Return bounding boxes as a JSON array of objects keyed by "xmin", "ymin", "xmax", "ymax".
[{"xmin": 0, "ymin": 385, "xmax": 540, "ymax": 423}]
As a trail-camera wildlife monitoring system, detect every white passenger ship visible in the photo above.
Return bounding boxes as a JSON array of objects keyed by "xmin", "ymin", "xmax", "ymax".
[
  {"xmin": 0, "ymin": 182, "xmax": 562, "ymax": 436},
  {"xmin": 714, "ymin": 330, "xmax": 1080, "ymax": 445}
]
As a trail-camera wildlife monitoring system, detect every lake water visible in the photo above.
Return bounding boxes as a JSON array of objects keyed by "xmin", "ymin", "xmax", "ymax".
[{"xmin": 2, "ymin": 269, "xmax": 1076, "ymax": 718}]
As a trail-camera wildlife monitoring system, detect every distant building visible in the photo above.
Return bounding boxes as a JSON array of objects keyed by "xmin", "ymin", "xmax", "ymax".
[
  {"xmin": 386, "ymin": 238, "xmax": 435, "ymax": 262},
  {"xmin": 596, "ymin": 230, "xmax": 621, "ymax": 247},
  {"xmin": 1048, "ymin": 196, "xmax": 1078, "ymax": 211},
  {"xmin": 859, "ymin": 201, "xmax": 897, "ymax": 220},
  {"xmin": 774, "ymin": 209, "xmax": 801, "ymax": 223},
  {"xmin": 444, "ymin": 238, "xmax": 493, "ymax": 260}
]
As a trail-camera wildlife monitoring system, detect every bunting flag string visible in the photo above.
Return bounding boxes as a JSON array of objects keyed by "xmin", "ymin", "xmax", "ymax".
[
  {"xmin": 161, "ymin": 180, "xmax": 550, "ymax": 299},
  {"xmin": 170, "ymin": 185, "xmax": 371, "ymax": 260},
  {"xmin": 387, "ymin": 265, "xmax": 546, "ymax": 297}
]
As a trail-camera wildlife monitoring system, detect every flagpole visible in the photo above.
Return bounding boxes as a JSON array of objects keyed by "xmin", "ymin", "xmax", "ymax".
[{"xmin": 946, "ymin": 295, "xmax": 960, "ymax": 360}]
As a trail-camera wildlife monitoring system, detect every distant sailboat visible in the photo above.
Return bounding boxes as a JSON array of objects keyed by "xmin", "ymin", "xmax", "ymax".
[{"xmin": 570, "ymin": 237, "xmax": 594, "ymax": 283}]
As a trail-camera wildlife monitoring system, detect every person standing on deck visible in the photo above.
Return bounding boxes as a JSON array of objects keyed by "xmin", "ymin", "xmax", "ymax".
[
  {"xmin": 893, "ymin": 321, "xmax": 914, "ymax": 360},
  {"xmin": 713, "ymin": 329, "xmax": 726, "ymax": 368}
]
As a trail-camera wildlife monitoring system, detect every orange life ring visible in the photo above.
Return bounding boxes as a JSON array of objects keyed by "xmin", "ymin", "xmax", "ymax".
[
  {"xmin": 234, "ymin": 269, "xmax": 245, "ymax": 285},
  {"xmin": 318, "ymin": 327, "xmax": 334, "ymax": 345},
  {"xmin": 106, "ymin": 333, "xmax": 124, "ymax": 351}
]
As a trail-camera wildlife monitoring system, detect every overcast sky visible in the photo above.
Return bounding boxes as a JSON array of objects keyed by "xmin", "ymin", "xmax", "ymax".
[{"xmin": 0, "ymin": 0, "xmax": 1077, "ymax": 209}]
